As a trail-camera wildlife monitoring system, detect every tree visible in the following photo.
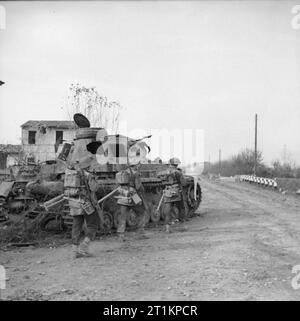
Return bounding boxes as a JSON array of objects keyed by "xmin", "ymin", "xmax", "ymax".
[
  {"xmin": 231, "ymin": 148, "xmax": 263, "ymax": 175},
  {"xmin": 271, "ymin": 160, "xmax": 295, "ymax": 178},
  {"xmin": 204, "ymin": 148, "xmax": 265, "ymax": 177},
  {"xmin": 64, "ymin": 84, "xmax": 122, "ymax": 134}
]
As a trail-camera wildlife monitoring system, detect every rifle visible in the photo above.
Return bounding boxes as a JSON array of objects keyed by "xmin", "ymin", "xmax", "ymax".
[
  {"xmin": 128, "ymin": 135, "xmax": 152, "ymax": 147},
  {"xmin": 155, "ymin": 193, "xmax": 164, "ymax": 214}
]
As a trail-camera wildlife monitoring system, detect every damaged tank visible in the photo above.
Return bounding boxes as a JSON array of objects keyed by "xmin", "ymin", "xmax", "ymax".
[
  {"xmin": 0, "ymin": 151, "xmax": 67, "ymax": 224},
  {"xmin": 1, "ymin": 113, "xmax": 202, "ymax": 234},
  {"xmin": 56, "ymin": 113, "xmax": 202, "ymax": 233}
]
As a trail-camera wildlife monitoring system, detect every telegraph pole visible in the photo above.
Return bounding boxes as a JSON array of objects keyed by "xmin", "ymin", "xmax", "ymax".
[
  {"xmin": 254, "ymin": 114, "xmax": 258, "ymax": 176},
  {"xmin": 219, "ymin": 149, "xmax": 221, "ymax": 177}
]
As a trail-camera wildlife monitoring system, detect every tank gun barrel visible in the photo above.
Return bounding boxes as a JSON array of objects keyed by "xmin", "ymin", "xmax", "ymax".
[{"xmin": 129, "ymin": 135, "xmax": 152, "ymax": 146}]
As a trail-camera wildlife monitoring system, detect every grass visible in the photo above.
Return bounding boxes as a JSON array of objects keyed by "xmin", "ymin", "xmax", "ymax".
[{"xmin": 276, "ymin": 178, "xmax": 300, "ymax": 193}]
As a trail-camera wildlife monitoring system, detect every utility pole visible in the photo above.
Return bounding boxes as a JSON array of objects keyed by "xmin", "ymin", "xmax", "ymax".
[
  {"xmin": 254, "ymin": 113, "xmax": 258, "ymax": 176},
  {"xmin": 218, "ymin": 149, "xmax": 221, "ymax": 177}
]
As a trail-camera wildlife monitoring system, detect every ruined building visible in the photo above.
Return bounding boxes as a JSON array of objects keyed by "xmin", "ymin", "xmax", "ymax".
[
  {"xmin": 0, "ymin": 144, "xmax": 22, "ymax": 169},
  {"xmin": 21, "ymin": 121, "xmax": 76, "ymax": 163}
]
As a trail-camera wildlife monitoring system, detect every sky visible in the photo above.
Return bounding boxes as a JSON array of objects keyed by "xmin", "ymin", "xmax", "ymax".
[{"xmin": 0, "ymin": 0, "xmax": 299, "ymax": 165}]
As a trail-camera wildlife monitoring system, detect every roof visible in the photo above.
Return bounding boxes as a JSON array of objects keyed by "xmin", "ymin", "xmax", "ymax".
[
  {"xmin": 21, "ymin": 120, "xmax": 76, "ymax": 129},
  {"xmin": 0, "ymin": 144, "xmax": 22, "ymax": 154}
]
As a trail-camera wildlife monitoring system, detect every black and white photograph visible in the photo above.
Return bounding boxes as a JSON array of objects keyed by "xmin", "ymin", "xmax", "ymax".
[{"xmin": 0, "ymin": 0, "xmax": 300, "ymax": 304}]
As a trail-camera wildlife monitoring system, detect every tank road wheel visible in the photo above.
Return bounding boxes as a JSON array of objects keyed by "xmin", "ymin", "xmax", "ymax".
[
  {"xmin": 101, "ymin": 211, "xmax": 113, "ymax": 233},
  {"xmin": 39, "ymin": 203, "xmax": 65, "ymax": 231},
  {"xmin": 126, "ymin": 208, "xmax": 138, "ymax": 228},
  {"xmin": 149, "ymin": 202, "xmax": 161, "ymax": 223},
  {"xmin": 187, "ymin": 184, "xmax": 202, "ymax": 211},
  {"xmin": 126, "ymin": 203, "xmax": 151, "ymax": 228},
  {"xmin": 40, "ymin": 212, "xmax": 60, "ymax": 231}
]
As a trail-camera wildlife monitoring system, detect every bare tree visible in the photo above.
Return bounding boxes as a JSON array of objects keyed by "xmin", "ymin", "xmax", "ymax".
[
  {"xmin": 205, "ymin": 148, "xmax": 265, "ymax": 176},
  {"xmin": 232, "ymin": 148, "xmax": 263, "ymax": 175},
  {"xmin": 64, "ymin": 84, "xmax": 122, "ymax": 134}
]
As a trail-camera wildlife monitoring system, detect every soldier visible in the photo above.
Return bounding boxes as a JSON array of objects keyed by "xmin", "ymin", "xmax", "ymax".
[
  {"xmin": 163, "ymin": 157, "xmax": 189, "ymax": 233},
  {"xmin": 64, "ymin": 160, "xmax": 99, "ymax": 258},
  {"xmin": 116, "ymin": 163, "xmax": 148, "ymax": 240}
]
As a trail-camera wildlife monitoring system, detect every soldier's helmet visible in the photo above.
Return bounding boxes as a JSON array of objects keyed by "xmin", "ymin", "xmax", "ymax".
[
  {"xmin": 169, "ymin": 157, "xmax": 181, "ymax": 166},
  {"xmin": 153, "ymin": 157, "xmax": 162, "ymax": 164}
]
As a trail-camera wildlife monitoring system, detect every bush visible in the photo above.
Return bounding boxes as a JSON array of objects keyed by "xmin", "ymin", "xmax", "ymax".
[{"xmin": 205, "ymin": 149, "xmax": 300, "ymax": 178}]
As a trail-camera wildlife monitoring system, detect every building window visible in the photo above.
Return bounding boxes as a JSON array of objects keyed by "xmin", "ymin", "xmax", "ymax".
[
  {"xmin": 56, "ymin": 131, "xmax": 63, "ymax": 144},
  {"xmin": 28, "ymin": 131, "xmax": 36, "ymax": 144}
]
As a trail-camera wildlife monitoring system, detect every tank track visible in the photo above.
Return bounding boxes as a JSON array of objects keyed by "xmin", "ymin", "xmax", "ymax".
[
  {"xmin": 13, "ymin": 176, "xmax": 202, "ymax": 234},
  {"xmin": 60, "ymin": 178, "xmax": 201, "ymax": 233}
]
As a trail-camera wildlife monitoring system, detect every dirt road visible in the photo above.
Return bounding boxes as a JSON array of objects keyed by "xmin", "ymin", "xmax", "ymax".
[{"xmin": 2, "ymin": 178, "xmax": 300, "ymax": 301}]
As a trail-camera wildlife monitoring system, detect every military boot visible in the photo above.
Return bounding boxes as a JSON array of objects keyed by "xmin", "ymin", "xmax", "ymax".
[
  {"xmin": 118, "ymin": 232, "xmax": 126, "ymax": 242},
  {"xmin": 78, "ymin": 237, "xmax": 93, "ymax": 257},
  {"xmin": 72, "ymin": 244, "xmax": 84, "ymax": 259},
  {"xmin": 165, "ymin": 224, "xmax": 171, "ymax": 233}
]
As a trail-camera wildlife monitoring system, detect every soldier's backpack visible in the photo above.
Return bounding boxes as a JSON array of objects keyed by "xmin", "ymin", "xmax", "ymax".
[
  {"xmin": 64, "ymin": 168, "xmax": 82, "ymax": 197},
  {"xmin": 64, "ymin": 168, "xmax": 81, "ymax": 187},
  {"xmin": 116, "ymin": 170, "xmax": 131, "ymax": 185}
]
